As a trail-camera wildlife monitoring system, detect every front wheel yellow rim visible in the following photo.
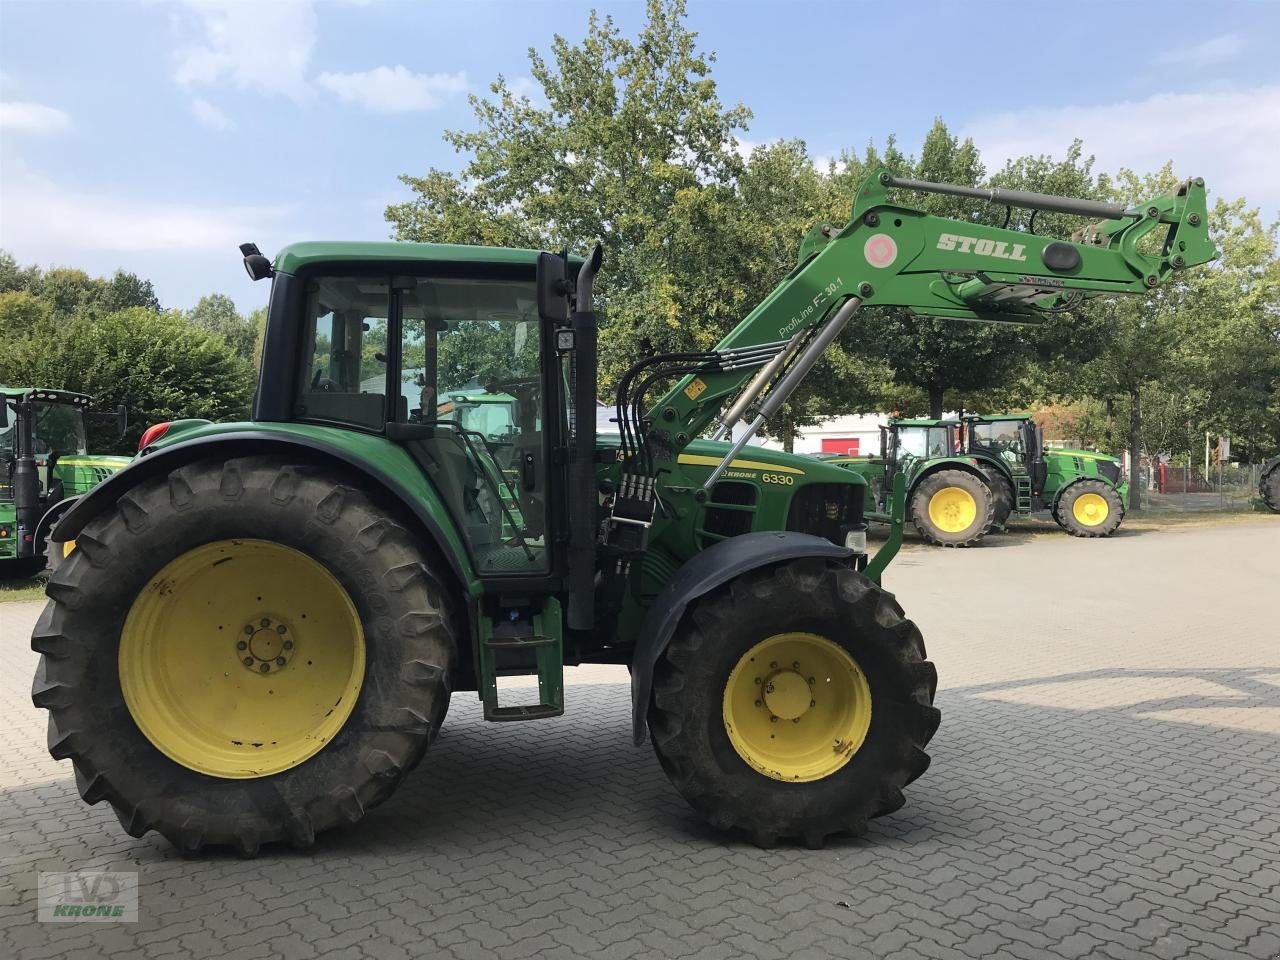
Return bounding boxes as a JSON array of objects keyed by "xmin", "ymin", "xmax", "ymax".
[
  {"xmin": 119, "ymin": 539, "xmax": 365, "ymax": 779},
  {"xmin": 1072, "ymin": 492, "xmax": 1110, "ymax": 526},
  {"xmin": 722, "ymin": 632, "xmax": 872, "ymax": 782},
  {"xmin": 928, "ymin": 486, "xmax": 978, "ymax": 533}
]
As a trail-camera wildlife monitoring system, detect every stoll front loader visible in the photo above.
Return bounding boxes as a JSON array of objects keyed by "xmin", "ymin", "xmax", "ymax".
[
  {"xmin": 1, "ymin": 387, "xmax": 129, "ymax": 579},
  {"xmin": 34, "ymin": 171, "xmax": 1214, "ymax": 853}
]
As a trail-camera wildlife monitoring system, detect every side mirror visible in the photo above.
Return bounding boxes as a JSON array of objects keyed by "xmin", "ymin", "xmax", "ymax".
[
  {"xmin": 536, "ymin": 251, "xmax": 569, "ymax": 324},
  {"xmin": 240, "ymin": 242, "xmax": 274, "ymax": 282},
  {"xmin": 116, "ymin": 403, "xmax": 129, "ymax": 441}
]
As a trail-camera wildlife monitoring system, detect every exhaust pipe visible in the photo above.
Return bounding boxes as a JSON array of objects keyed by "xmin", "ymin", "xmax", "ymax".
[{"xmin": 567, "ymin": 245, "xmax": 603, "ymax": 632}]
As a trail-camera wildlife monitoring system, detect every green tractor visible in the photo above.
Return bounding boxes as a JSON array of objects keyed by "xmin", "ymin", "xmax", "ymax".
[
  {"xmin": 1, "ymin": 387, "xmax": 129, "ymax": 579},
  {"xmin": 34, "ymin": 170, "xmax": 1213, "ymax": 853},
  {"xmin": 826, "ymin": 413, "xmax": 1128, "ymax": 546},
  {"xmin": 962, "ymin": 414, "xmax": 1127, "ymax": 538},
  {"xmin": 1261, "ymin": 457, "xmax": 1280, "ymax": 513}
]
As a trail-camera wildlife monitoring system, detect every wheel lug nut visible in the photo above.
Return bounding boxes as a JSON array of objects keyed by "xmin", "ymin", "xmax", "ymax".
[
  {"xmin": 769, "ymin": 661, "xmax": 777, "ymax": 669},
  {"xmin": 808, "ymin": 677, "xmax": 815, "ymax": 684},
  {"xmin": 237, "ymin": 641, "xmax": 248, "ymax": 651},
  {"xmin": 792, "ymin": 718, "xmax": 800, "ymax": 724},
  {"xmin": 792, "ymin": 661, "xmax": 800, "ymax": 669},
  {"xmin": 260, "ymin": 618, "xmax": 270, "ymax": 627},
  {"xmin": 242, "ymin": 657, "xmax": 254, "ymax": 666},
  {"xmin": 770, "ymin": 716, "xmax": 778, "ymax": 723},
  {"xmin": 275, "ymin": 657, "xmax": 286, "ymax": 666},
  {"xmin": 754, "ymin": 677, "xmax": 762, "ymax": 685},
  {"xmin": 259, "ymin": 663, "xmax": 270, "ymax": 673},
  {"xmin": 754, "ymin": 700, "xmax": 762, "ymax": 707},
  {"xmin": 283, "ymin": 641, "xmax": 294, "ymax": 651},
  {"xmin": 276, "ymin": 625, "xmax": 287, "ymax": 634},
  {"xmin": 810, "ymin": 700, "xmax": 816, "ymax": 707},
  {"xmin": 243, "ymin": 626, "xmax": 253, "ymax": 635}
]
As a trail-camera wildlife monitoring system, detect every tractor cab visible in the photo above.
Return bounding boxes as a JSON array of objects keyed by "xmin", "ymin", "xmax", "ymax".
[
  {"xmin": 1, "ymin": 387, "xmax": 127, "ymax": 576},
  {"xmin": 961, "ymin": 414, "xmax": 1047, "ymax": 496}
]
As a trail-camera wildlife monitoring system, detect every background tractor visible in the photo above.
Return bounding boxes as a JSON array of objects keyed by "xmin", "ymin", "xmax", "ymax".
[
  {"xmin": 1262, "ymin": 456, "xmax": 1280, "ymax": 513},
  {"xmin": 1, "ymin": 387, "xmax": 129, "ymax": 579},
  {"xmin": 34, "ymin": 171, "xmax": 1213, "ymax": 854},
  {"xmin": 962, "ymin": 414, "xmax": 1126, "ymax": 537},
  {"xmin": 826, "ymin": 413, "xmax": 1128, "ymax": 545}
]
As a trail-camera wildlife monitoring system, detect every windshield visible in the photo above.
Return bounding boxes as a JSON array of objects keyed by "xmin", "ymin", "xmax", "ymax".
[
  {"xmin": 895, "ymin": 426, "xmax": 954, "ymax": 460},
  {"xmin": 33, "ymin": 403, "xmax": 88, "ymax": 457},
  {"xmin": 969, "ymin": 420, "xmax": 1025, "ymax": 464}
]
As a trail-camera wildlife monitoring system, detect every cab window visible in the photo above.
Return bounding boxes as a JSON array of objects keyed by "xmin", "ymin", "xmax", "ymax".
[{"xmin": 295, "ymin": 277, "xmax": 390, "ymax": 429}]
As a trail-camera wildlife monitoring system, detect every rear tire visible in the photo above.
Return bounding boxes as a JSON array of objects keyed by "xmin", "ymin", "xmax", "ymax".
[
  {"xmin": 1262, "ymin": 464, "xmax": 1280, "ymax": 513},
  {"xmin": 910, "ymin": 469, "xmax": 994, "ymax": 547},
  {"xmin": 1054, "ymin": 479, "xmax": 1124, "ymax": 537},
  {"xmin": 31, "ymin": 456, "xmax": 458, "ymax": 855},
  {"xmin": 648, "ymin": 559, "xmax": 939, "ymax": 847},
  {"xmin": 980, "ymin": 466, "xmax": 1015, "ymax": 532}
]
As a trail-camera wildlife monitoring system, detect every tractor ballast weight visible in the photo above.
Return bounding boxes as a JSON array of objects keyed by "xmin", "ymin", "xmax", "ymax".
[{"xmin": 42, "ymin": 169, "xmax": 1215, "ymax": 853}]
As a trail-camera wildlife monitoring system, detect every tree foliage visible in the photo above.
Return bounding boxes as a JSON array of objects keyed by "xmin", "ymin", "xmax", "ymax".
[{"xmin": 0, "ymin": 252, "xmax": 254, "ymax": 451}]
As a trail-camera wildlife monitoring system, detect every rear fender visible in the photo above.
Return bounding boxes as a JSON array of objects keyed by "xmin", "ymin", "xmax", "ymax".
[
  {"xmin": 52, "ymin": 431, "xmax": 475, "ymax": 588},
  {"xmin": 629, "ymin": 531, "xmax": 854, "ymax": 745}
]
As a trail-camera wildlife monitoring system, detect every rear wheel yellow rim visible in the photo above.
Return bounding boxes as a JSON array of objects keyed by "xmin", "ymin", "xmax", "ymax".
[
  {"xmin": 928, "ymin": 487, "xmax": 978, "ymax": 533},
  {"xmin": 1072, "ymin": 492, "xmax": 1110, "ymax": 526},
  {"xmin": 119, "ymin": 539, "xmax": 365, "ymax": 779},
  {"xmin": 722, "ymin": 632, "xmax": 872, "ymax": 782}
]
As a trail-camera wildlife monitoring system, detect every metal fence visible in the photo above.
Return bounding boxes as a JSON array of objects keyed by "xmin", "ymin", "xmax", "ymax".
[{"xmin": 1141, "ymin": 462, "xmax": 1267, "ymax": 512}]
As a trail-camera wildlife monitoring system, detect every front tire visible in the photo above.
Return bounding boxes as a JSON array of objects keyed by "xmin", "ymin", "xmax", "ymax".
[
  {"xmin": 31, "ymin": 456, "xmax": 458, "ymax": 855},
  {"xmin": 648, "ymin": 559, "xmax": 939, "ymax": 847},
  {"xmin": 1054, "ymin": 479, "xmax": 1124, "ymax": 537},
  {"xmin": 910, "ymin": 469, "xmax": 994, "ymax": 547}
]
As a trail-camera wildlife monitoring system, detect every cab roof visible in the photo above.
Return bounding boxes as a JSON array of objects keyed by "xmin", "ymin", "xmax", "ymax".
[
  {"xmin": 890, "ymin": 418, "xmax": 960, "ymax": 427},
  {"xmin": 274, "ymin": 242, "xmax": 551, "ymax": 275},
  {"xmin": 1, "ymin": 387, "xmax": 92, "ymax": 405}
]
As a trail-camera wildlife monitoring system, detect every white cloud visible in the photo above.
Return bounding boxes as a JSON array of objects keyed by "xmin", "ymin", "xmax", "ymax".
[
  {"xmin": 0, "ymin": 159, "xmax": 288, "ymax": 256},
  {"xmin": 1155, "ymin": 33, "xmax": 1246, "ymax": 68},
  {"xmin": 316, "ymin": 65, "xmax": 467, "ymax": 113},
  {"xmin": 174, "ymin": 0, "xmax": 317, "ymax": 102},
  {"xmin": 507, "ymin": 75, "xmax": 543, "ymax": 103},
  {"xmin": 0, "ymin": 100, "xmax": 71, "ymax": 134},
  {"xmin": 963, "ymin": 86, "xmax": 1280, "ymax": 216},
  {"xmin": 189, "ymin": 97, "xmax": 234, "ymax": 131}
]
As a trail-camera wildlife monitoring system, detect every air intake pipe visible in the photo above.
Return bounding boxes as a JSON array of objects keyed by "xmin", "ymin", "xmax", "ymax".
[{"xmin": 567, "ymin": 244, "xmax": 603, "ymax": 632}]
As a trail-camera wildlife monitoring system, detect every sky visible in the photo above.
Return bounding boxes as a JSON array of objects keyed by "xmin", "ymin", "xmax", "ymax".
[{"xmin": 1, "ymin": 0, "xmax": 1278, "ymax": 314}]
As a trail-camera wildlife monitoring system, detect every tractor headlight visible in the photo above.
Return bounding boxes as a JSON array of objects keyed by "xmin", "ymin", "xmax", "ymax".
[{"xmin": 844, "ymin": 525, "xmax": 868, "ymax": 554}]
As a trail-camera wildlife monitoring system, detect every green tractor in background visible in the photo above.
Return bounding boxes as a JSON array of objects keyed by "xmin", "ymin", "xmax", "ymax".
[
  {"xmin": 1262, "ymin": 456, "xmax": 1280, "ymax": 513},
  {"xmin": 1, "ymin": 387, "xmax": 129, "ymax": 579},
  {"xmin": 34, "ymin": 170, "xmax": 1213, "ymax": 853},
  {"xmin": 826, "ymin": 413, "xmax": 1127, "ymax": 546}
]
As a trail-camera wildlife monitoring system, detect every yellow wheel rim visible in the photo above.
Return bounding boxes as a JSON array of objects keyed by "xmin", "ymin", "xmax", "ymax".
[
  {"xmin": 1072, "ymin": 492, "xmax": 1110, "ymax": 526},
  {"xmin": 927, "ymin": 486, "xmax": 978, "ymax": 533},
  {"xmin": 722, "ymin": 632, "xmax": 872, "ymax": 782},
  {"xmin": 62, "ymin": 540, "xmax": 76, "ymax": 558},
  {"xmin": 119, "ymin": 539, "xmax": 365, "ymax": 779}
]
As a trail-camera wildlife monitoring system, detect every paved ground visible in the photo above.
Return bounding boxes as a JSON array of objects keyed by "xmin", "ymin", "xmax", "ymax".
[{"xmin": 2, "ymin": 517, "xmax": 1279, "ymax": 960}]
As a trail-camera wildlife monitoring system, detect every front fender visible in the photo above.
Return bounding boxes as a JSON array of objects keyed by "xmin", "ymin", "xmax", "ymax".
[
  {"xmin": 629, "ymin": 531, "xmax": 854, "ymax": 745},
  {"xmin": 52, "ymin": 429, "xmax": 476, "ymax": 588},
  {"xmin": 35, "ymin": 496, "xmax": 78, "ymax": 554}
]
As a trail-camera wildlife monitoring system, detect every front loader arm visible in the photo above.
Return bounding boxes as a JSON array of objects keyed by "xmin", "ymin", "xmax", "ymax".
[
  {"xmin": 656, "ymin": 170, "xmax": 1214, "ymax": 449},
  {"xmin": 601, "ymin": 169, "xmax": 1214, "ymax": 567}
]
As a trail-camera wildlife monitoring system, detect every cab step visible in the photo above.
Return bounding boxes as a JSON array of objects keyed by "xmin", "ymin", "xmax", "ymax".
[{"xmin": 478, "ymin": 600, "xmax": 565, "ymax": 722}]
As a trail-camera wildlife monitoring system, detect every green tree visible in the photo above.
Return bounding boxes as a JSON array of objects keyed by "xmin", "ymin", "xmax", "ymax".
[
  {"xmin": 187, "ymin": 293, "xmax": 258, "ymax": 362},
  {"xmin": 0, "ymin": 307, "xmax": 253, "ymax": 450}
]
